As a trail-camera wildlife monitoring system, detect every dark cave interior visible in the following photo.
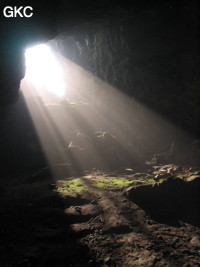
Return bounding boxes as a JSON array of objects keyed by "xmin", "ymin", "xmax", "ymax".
[
  {"xmin": 0, "ymin": 1, "xmax": 200, "ymax": 266},
  {"xmin": 0, "ymin": 0, "xmax": 199, "ymax": 173}
]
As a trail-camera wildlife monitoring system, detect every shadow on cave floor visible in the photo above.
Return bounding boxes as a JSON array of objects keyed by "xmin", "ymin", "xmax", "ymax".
[
  {"xmin": 126, "ymin": 177, "xmax": 200, "ymax": 228},
  {"xmin": 0, "ymin": 97, "xmax": 200, "ymax": 266},
  {"xmin": 0, "ymin": 174, "xmax": 99, "ymax": 267},
  {"xmin": 1, "ymin": 170, "xmax": 200, "ymax": 267}
]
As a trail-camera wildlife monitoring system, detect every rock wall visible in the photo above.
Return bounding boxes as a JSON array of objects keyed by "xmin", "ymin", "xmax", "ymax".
[
  {"xmin": 0, "ymin": 0, "xmax": 57, "ymax": 106},
  {"xmin": 50, "ymin": 1, "xmax": 199, "ymax": 135},
  {"xmin": 0, "ymin": 0, "xmax": 199, "ymax": 173}
]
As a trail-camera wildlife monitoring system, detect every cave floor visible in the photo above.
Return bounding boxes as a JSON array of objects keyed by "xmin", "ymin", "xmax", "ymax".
[{"xmin": 0, "ymin": 169, "xmax": 200, "ymax": 267}]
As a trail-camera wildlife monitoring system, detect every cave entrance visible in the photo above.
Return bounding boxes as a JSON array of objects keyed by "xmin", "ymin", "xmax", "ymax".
[
  {"xmin": 23, "ymin": 44, "xmax": 65, "ymax": 100},
  {"xmin": 20, "ymin": 41, "xmax": 146, "ymax": 177},
  {"xmin": 20, "ymin": 40, "xmax": 193, "ymax": 180}
]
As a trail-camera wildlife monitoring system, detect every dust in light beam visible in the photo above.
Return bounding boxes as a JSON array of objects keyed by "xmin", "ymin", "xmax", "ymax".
[
  {"xmin": 21, "ymin": 43, "xmax": 192, "ymax": 179},
  {"xmin": 25, "ymin": 44, "xmax": 65, "ymax": 97}
]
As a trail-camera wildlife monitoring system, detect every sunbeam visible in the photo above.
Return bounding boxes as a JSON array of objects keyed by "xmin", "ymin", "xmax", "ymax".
[{"xmin": 21, "ymin": 44, "xmax": 193, "ymax": 180}]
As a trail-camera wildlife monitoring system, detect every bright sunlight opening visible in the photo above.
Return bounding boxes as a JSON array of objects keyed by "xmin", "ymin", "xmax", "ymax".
[
  {"xmin": 25, "ymin": 44, "xmax": 65, "ymax": 97},
  {"xmin": 21, "ymin": 47, "xmax": 192, "ymax": 181}
]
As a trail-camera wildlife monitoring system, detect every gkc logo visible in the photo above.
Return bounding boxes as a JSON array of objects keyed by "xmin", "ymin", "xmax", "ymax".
[{"xmin": 3, "ymin": 6, "xmax": 33, "ymax": 17}]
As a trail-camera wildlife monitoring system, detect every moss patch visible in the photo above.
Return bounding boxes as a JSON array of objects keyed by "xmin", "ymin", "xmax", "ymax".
[
  {"xmin": 56, "ymin": 178, "xmax": 88, "ymax": 195},
  {"xmin": 146, "ymin": 178, "xmax": 157, "ymax": 184},
  {"xmin": 55, "ymin": 175, "xmax": 159, "ymax": 196},
  {"xmin": 94, "ymin": 178, "xmax": 134, "ymax": 188}
]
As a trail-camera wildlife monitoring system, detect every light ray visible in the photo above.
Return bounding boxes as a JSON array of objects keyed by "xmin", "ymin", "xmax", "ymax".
[{"xmin": 21, "ymin": 44, "xmax": 194, "ymax": 180}]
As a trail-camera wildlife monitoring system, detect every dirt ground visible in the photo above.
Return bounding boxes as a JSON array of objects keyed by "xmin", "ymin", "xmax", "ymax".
[{"xmin": 0, "ymin": 166, "xmax": 200, "ymax": 267}]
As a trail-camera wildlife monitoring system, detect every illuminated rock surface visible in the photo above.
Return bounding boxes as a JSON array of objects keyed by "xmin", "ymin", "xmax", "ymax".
[{"xmin": 0, "ymin": 1, "xmax": 200, "ymax": 266}]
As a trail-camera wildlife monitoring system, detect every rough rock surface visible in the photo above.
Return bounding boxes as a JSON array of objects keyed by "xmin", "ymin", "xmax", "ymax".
[
  {"xmin": 0, "ymin": 3, "xmax": 199, "ymax": 265},
  {"xmin": 0, "ymin": 171, "xmax": 200, "ymax": 266},
  {"xmin": 0, "ymin": 0, "xmax": 199, "ymax": 135}
]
